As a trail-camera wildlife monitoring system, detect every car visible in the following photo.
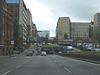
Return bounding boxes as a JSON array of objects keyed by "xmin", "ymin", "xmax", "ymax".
[
  {"xmin": 58, "ymin": 51, "xmax": 62, "ymax": 54},
  {"xmin": 13, "ymin": 50, "xmax": 20, "ymax": 54},
  {"xmin": 26, "ymin": 51, "xmax": 33, "ymax": 56},
  {"xmin": 41, "ymin": 51, "xmax": 47, "ymax": 56},
  {"xmin": 63, "ymin": 45, "xmax": 74, "ymax": 52},
  {"xmin": 93, "ymin": 43, "xmax": 100, "ymax": 51},
  {"xmin": 67, "ymin": 45, "xmax": 74, "ymax": 50}
]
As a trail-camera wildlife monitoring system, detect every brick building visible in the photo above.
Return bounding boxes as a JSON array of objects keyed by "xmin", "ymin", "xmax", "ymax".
[
  {"xmin": 7, "ymin": 0, "xmax": 29, "ymax": 51},
  {"xmin": 0, "ymin": 0, "xmax": 13, "ymax": 55},
  {"xmin": 7, "ymin": 3, "xmax": 19, "ymax": 50}
]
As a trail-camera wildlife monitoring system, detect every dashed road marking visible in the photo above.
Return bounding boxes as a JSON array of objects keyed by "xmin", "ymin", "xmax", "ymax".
[
  {"xmin": 1, "ymin": 70, "xmax": 11, "ymax": 75},
  {"xmin": 64, "ymin": 67, "xmax": 72, "ymax": 73}
]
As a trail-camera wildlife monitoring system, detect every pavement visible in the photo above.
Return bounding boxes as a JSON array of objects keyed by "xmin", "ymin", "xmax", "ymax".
[{"xmin": 0, "ymin": 55, "xmax": 100, "ymax": 75}]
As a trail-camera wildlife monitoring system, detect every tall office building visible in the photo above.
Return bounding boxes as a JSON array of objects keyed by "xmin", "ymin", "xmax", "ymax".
[
  {"xmin": 56, "ymin": 17, "xmax": 71, "ymax": 42},
  {"xmin": 93, "ymin": 13, "xmax": 100, "ymax": 26},
  {"xmin": 93, "ymin": 13, "xmax": 100, "ymax": 42},
  {"xmin": 71, "ymin": 22, "xmax": 90, "ymax": 42},
  {"xmin": 6, "ymin": 0, "xmax": 30, "ymax": 50}
]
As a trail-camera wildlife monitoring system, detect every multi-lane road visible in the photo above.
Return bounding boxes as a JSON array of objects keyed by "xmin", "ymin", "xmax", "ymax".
[{"xmin": 0, "ymin": 55, "xmax": 100, "ymax": 75}]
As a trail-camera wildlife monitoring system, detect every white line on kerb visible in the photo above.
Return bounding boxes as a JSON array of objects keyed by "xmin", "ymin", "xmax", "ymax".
[
  {"xmin": 64, "ymin": 67, "xmax": 72, "ymax": 73},
  {"xmin": 1, "ymin": 70, "xmax": 11, "ymax": 75}
]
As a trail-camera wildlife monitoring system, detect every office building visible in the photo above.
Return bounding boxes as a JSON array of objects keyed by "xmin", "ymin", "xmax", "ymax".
[
  {"xmin": 93, "ymin": 13, "xmax": 100, "ymax": 42},
  {"xmin": 71, "ymin": 22, "xmax": 90, "ymax": 42},
  {"xmin": 7, "ymin": 0, "xmax": 30, "ymax": 50},
  {"xmin": 56, "ymin": 17, "xmax": 71, "ymax": 42},
  {"xmin": 37, "ymin": 30, "xmax": 50, "ymax": 42},
  {"xmin": 93, "ymin": 13, "xmax": 100, "ymax": 26}
]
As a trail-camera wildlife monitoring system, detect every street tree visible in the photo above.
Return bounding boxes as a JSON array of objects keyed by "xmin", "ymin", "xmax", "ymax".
[{"xmin": 64, "ymin": 33, "xmax": 68, "ymax": 39}]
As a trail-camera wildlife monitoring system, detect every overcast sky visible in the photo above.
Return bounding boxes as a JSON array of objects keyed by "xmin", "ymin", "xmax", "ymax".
[{"xmin": 24, "ymin": 0, "xmax": 100, "ymax": 37}]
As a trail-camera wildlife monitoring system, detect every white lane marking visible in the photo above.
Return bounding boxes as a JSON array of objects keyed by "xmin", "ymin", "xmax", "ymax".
[
  {"xmin": 1, "ymin": 70, "xmax": 11, "ymax": 75},
  {"xmin": 64, "ymin": 67, "xmax": 72, "ymax": 73}
]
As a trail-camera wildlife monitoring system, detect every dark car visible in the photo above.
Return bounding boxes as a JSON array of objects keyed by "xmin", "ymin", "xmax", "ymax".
[{"xmin": 26, "ymin": 51, "xmax": 33, "ymax": 56}]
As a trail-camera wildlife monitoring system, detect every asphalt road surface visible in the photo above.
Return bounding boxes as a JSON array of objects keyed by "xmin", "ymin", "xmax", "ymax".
[{"xmin": 0, "ymin": 55, "xmax": 100, "ymax": 75}]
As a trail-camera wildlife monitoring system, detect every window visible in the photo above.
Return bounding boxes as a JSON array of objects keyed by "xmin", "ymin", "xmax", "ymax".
[{"xmin": 6, "ymin": 0, "xmax": 19, "ymax": 3}]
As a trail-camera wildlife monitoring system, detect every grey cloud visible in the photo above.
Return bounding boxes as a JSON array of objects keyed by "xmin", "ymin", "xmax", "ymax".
[{"xmin": 39, "ymin": 0, "xmax": 100, "ymax": 21}]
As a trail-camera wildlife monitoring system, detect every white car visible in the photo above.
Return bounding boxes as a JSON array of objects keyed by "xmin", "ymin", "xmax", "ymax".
[
  {"xmin": 58, "ymin": 51, "xmax": 62, "ymax": 54},
  {"xmin": 41, "ymin": 51, "xmax": 47, "ymax": 56},
  {"xmin": 67, "ymin": 46, "xmax": 73, "ymax": 50}
]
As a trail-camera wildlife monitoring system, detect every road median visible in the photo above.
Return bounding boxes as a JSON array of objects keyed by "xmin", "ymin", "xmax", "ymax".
[{"xmin": 58, "ymin": 51, "xmax": 100, "ymax": 64}]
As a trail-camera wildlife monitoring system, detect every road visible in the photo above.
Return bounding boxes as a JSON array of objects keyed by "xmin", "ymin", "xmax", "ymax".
[{"xmin": 0, "ymin": 55, "xmax": 100, "ymax": 75}]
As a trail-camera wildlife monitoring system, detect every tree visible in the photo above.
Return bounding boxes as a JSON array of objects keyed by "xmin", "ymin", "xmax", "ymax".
[
  {"xmin": 94, "ymin": 27, "xmax": 100, "ymax": 43},
  {"xmin": 64, "ymin": 33, "xmax": 68, "ymax": 39}
]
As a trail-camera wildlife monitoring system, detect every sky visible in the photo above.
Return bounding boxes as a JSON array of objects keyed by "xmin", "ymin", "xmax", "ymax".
[{"xmin": 24, "ymin": 0, "xmax": 100, "ymax": 37}]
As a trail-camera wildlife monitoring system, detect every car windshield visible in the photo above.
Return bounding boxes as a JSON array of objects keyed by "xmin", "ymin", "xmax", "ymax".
[{"xmin": 0, "ymin": 0, "xmax": 100, "ymax": 75}]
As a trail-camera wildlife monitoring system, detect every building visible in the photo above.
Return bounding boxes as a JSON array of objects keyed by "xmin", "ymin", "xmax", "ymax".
[
  {"xmin": 6, "ymin": 0, "xmax": 30, "ymax": 51},
  {"xmin": 0, "ymin": 0, "xmax": 36, "ymax": 55},
  {"xmin": 25, "ymin": 10, "xmax": 38, "ymax": 47},
  {"xmin": 56, "ymin": 17, "xmax": 71, "ymax": 42},
  {"xmin": 56, "ymin": 17, "xmax": 92, "ymax": 43},
  {"xmin": 26, "ymin": 9, "xmax": 32, "ymax": 38},
  {"xmin": 93, "ymin": 13, "xmax": 100, "ymax": 27},
  {"xmin": 93, "ymin": 13, "xmax": 100, "ymax": 42},
  {"xmin": 19, "ymin": 1, "xmax": 28, "ymax": 50},
  {"xmin": 37, "ymin": 30, "xmax": 50, "ymax": 43},
  {"xmin": 48, "ymin": 37, "xmax": 56, "ymax": 43},
  {"xmin": 7, "ymin": 1, "xmax": 19, "ymax": 51},
  {"xmin": 0, "ymin": 0, "xmax": 13, "ymax": 55},
  {"xmin": 32, "ymin": 23, "xmax": 37, "ymax": 42},
  {"xmin": 26, "ymin": 9, "xmax": 34, "ymax": 48},
  {"xmin": 38, "ymin": 30, "xmax": 49, "ymax": 38},
  {"xmin": 71, "ymin": 22, "xmax": 90, "ymax": 42}
]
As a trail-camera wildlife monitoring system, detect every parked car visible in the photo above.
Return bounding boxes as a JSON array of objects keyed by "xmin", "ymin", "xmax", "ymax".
[
  {"xmin": 93, "ymin": 43, "xmax": 100, "ymax": 51},
  {"xmin": 62, "ymin": 43, "xmax": 74, "ymax": 51},
  {"xmin": 58, "ymin": 51, "xmax": 62, "ymax": 54},
  {"xmin": 13, "ymin": 50, "xmax": 20, "ymax": 54},
  {"xmin": 41, "ymin": 51, "xmax": 47, "ymax": 56}
]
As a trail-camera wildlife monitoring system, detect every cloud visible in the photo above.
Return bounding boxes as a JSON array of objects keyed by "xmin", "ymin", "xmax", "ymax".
[{"xmin": 24, "ymin": 0, "xmax": 100, "ymax": 37}]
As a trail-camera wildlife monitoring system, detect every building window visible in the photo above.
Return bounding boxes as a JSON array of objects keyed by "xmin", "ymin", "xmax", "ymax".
[{"xmin": 6, "ymin": 0, "xmax": 19, "ymax": 3}]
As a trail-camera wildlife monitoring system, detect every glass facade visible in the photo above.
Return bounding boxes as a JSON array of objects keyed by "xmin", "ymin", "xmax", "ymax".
[
  {"xmin": 38, "ymin": 31, "xmax": 49, "ymax": 38},
  {"xmin": 6, "ymin": 0, "xmax": 19, "ymax": 3}
]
